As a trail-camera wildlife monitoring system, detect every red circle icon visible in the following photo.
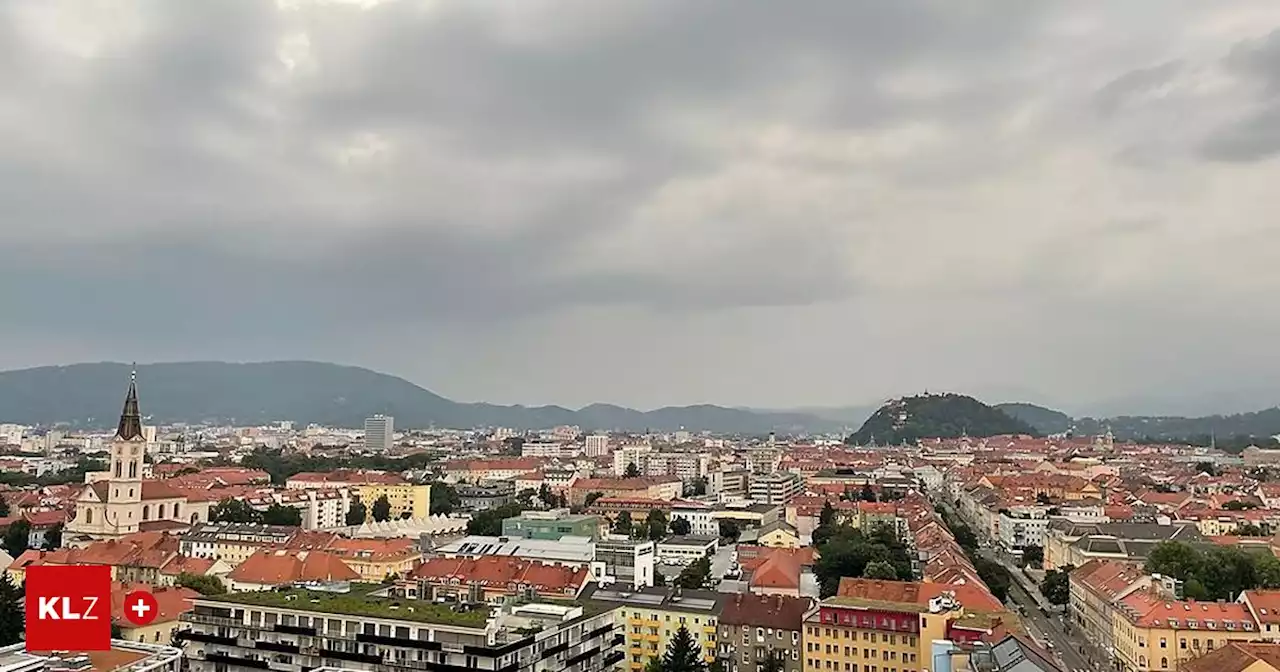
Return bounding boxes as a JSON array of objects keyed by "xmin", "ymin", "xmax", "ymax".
[{"xmin": 123, "ymin": 590, "xmax": 159, "ymax": 626}]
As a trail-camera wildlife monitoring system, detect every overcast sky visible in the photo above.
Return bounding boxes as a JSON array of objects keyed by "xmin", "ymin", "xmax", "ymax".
[{"xmin": 4, "ymin": 0, "xmax": 1280, "ymax": 415}]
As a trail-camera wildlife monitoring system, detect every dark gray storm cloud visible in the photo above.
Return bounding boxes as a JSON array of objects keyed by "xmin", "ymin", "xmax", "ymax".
[{"xmin": 4, "ymin": 0, "xmax": 1280, "ymax": 412}]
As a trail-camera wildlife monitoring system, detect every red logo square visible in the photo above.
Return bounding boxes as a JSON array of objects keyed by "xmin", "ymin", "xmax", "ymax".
[{"xmin": 25, "ymin": 565, "xmax": 112, "ymax": 652}]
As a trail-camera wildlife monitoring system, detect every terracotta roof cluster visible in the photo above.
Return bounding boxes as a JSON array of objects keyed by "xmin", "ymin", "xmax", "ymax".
[
  {"xmin": 8, "ymin": 530, "xmax": 213, "ymax": 577},
  {"xmin": 1117, "ymin": 590, "xmax": 1256, "ymax": 630},
  {"xmin": 443, "ymin": 458, "xmax": 545, "ymax": 473},
  {"xmin": 1182, "ymin": 642, "xmax": 1280, "ymax": 672},
  {"xmin": 410, "ymin": 555, "xmax": 590, "ymax": 596},
  {"xmin": 572, "ymin": 476, "xmax": 680, "ymax": 491},
  {"xmin": 227, "ymin": 549, "xmax": 360, "ymax": 585},
  {"xmin": 837, "ymin": 577, "xmax": 1005, "ymax": 614},
  {"xmin": 285, "ymin": 531, "xmax": 420, "ymax": 564},
  {"xmin": 1071, "ymin": 560, "xmax": 1145, "ymax": 600}
]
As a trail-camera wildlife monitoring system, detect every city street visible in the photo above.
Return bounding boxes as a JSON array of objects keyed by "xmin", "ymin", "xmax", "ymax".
[{"xmin": 1003, "ymin": 571, "xmax": 1099, "ymax": 671}]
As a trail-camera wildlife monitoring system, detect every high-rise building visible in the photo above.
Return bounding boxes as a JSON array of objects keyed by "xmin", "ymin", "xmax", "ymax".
[
  {"xmin": 364, "ymin": 414, "xmax": 394, "ymax": 452},
  {"xmin": 585, "ymin": 433, "xmax": 610, "ymax": 456}
]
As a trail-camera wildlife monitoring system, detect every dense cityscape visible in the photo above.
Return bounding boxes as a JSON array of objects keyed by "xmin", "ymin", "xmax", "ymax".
[{"xmin": 0, "ymin": 373, "xmax": 1278, "ymax": 672}]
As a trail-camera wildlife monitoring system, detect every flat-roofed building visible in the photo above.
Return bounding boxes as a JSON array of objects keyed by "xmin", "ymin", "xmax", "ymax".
[
  {"xmin": 584, "ymin": 584, "xmax": 725, "ymax": 672},
  {"xmin": 180, "ymin": 582, "xmax": 623, "ymax": 672}
]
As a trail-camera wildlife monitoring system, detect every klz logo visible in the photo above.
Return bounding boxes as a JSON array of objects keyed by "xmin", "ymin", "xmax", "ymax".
[{"xmin": 25, "ymin": 565, "xmax": 111, "ymax": 651}]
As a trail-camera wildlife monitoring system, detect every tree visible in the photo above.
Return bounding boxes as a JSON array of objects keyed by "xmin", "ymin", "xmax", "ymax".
[
  {"xmin": 614, "ymin": 511, "xmax": 634, "ymax": 535},
  {"xmin": 818, "ymin": 501, "xmax": 837, "ymax": 528},
  {"xmin": 1041, "ymin": 567, "xmax": 1071, "ymax": 605},
  {"xmin": 346, "ymin": 500, "xmax": 367, "ymax": 525},
  {"xmin": 209, "ymin": 498, "xmax": 261, "ymax": 523},
  {"xmin": 262, "ymin": 504, "xmax": 302, "ymax": 526},
  {"xmin": 2, "ymin": 520, "xmax": 29, "ymax": 559},
  {"xmin": 176, "ymin": 573, "xmax": 227, "ymax": 596},
  {"xmin": 0, "ymin": 495, "xmax": 9, "ymax": 518},
  {"xmin": 1035, "ymin": 492, "xmax": 1052, "ymax": 505},
  {"xmin": 1236, "ymin": 522, "xmax": 1266, "ymax": 537},
  {"xmin": 661, "ymin": 625, "xmax": 706, "ymax": 672},
  {"xmin": 371, "ymin": 495, "xmax": 392, "ymax": 522},
  {"xmin": 1195, "ymin": 461, "xmax": 1219, "ymax": 476},
  {"xmin": 467, "ymin": 502, "xmax": 525, "ymax": 536},
  {"xmin": 1145, "ymin": 541, "xmax": 1204, "ymax": 582},
  {"xmin": 814, "ymin": 526, "xmax": 914, "ymax": 597},
  {"xmin": 42, "ymin": 522, "xmax": 62, "ymax": 550},
  {"xmin": 675, "ymin": 556, "xmax": 712, "ymax": 589},
  {"xmin": 646, "ymin": 509, "xmax": 669, "ymax": 541},
  {"xmin": 670, "ymin": 517, "xmax": 692, "ymax": 536},
  {"xmin": 653, "ymin": 571, "xmax": 668, "ymax": 587},
  {"xmin": 539, "ymin": 484, "xmax": 555, "ymax": 508},
  {"xmin": 973, "ymin": 557, "xmax": 1011, "ymax": 602},
  {"xmin": 645, "ymin": 656, "xmax": 665, "ymax": 672},
  {"xmin": 0, "ymin": 574, "xmax": 21, "ymax": 646},
  {"xmin": 1022, "ymin": 545, "xmax": 1044, "ymax": 568},
  {"xmin": 584, "ymin": 492, "xmax": 605, "ymax": 508},
  {"xmin": 718, "ymin": 519, "xmax": 740, "ymax": 541},
  {"xmin": 859, "ymin": 483, "xmax": 877, "ymax": 502},
  {"xmin": 625, "ymin": 462, "xmax": 641, "ymax": 478},
  {"xmin": 864, "ymin": 560, "xmax": 898, "ymax": 580},
  {"xmin": 430, "ymin": 482, "xmax": 461, "ymax": 515},
  {"xmin": 1224, "ymin": 500, "xmax": 1257, "ymax": 511},
  {"xmin": 685, "ymin": 477, "xmax": 707, "ymax": 497}
]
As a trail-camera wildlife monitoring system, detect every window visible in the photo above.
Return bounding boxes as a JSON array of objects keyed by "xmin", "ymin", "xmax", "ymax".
[
  {"xmin": 142, "ymin": 505, "xmax": 150, "ymax": 521},
  {"xmin": 1160, "ymin": 638, "xmax": 1167, "ymax": 648},
  {"xmin": 1161, "ymin": 658, "xmax": 1168, "ymax": 668},
  {"xmin": 1180, "ymin": 639, "xmax": 1186, "ymax": 649},
  {"xmin": 85, "ymin": 509, "xmax": 93, "ymax": 524}
]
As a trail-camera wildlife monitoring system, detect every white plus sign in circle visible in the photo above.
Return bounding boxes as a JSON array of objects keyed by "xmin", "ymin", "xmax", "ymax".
[{"xmin": 123, "ymin": 590, "xmax": 159, "ymax": 626}]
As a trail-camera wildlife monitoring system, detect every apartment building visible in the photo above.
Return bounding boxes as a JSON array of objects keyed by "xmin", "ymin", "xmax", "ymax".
[
  {"xmin": 997, "ymin": 508, "xmax": 1048, "ymax": 551},
  {"xmin": 180, "ymin": 582, "xmax": 623, "ymax": 672},
  {"xmin": 718, "ymin": 594, "xmax": 812, "ymax": 672},
  {"xmin": 804, "ymin": 578, "xmax": 1008, "ymax": 672},
  {"xmin": 364, "ymin": 415, "xmax": 394, "ymax": 452},
  {"xmin": 595, "ymin": 536, "xmax": 657, "ymax": 589},
  {"xmin": 750, "ymin": 472, "xmax": 804, "ymax": 506},
  {"xmin": 287, "ymin": 470, "xmax": 431, "ymax": 519},
  {"xmin": 709, "ymin": 469, "xmax": 751, "ymax": 502},
  {"xmin": 245, "ymin": 488, "xmax": 352, "ymax": 530},
  {"xmin": 585, "ymin": 434, "xmax": 610, "ymax": 457},
  {"xmin": 179, "ymin": 522, "xmax": 299, "ymax": 564},
  {"xmin": 584, "ymin": 585, "xmax": 724, "ymax": 672},
  {"xmin": 1113, "ymin": 590, "xmax": 1259, "ymax": 671},
  {"xmin": 671, "ymin": 503, "xmax": 719, "ymax": 537},
  {"xmin": 1069, "ymin": 560, "xmax": 1149, "ymax": 657}
]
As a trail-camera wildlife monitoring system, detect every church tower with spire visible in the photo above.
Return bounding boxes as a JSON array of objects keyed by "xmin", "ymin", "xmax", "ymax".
[{"xmin": 104, "ymin": 369, "xmax": 146, "ymax": 536}]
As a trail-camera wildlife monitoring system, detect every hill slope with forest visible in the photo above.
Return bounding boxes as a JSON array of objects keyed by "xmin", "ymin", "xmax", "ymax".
[
  {"xmin": 0, "ymin": 361, "xmax": 839, "ymax": 433},
  {"xmin": 847, "ymin": 393, "xmax": 1038, "ymax": 445}
]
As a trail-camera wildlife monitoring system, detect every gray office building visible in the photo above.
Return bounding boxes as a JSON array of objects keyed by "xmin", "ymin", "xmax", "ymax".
[{"xmin": 364, "ymin": 415, "xmax": 394, "ymax": 452}]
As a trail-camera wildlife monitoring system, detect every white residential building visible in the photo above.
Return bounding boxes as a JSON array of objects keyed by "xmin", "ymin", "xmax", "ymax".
[
  {"xmin": 670, "ymin": 504, "xmax": 718, "ymax": 537},
  {"xmin": 585, "ymin": 434, "xmax": 610, "ymax": 457},
  {"xmin": 998, "ymin": 507, "xmax": 1049, "ymax": 550}
]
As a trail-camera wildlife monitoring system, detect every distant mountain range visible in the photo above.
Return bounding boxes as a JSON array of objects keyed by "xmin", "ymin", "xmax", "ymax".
[
  {"xmin": 0, "ymin": 362, "xmax": 844, "ymax": 434},
  {"xmin": 4, "ymin": 361, "xmax": 1280, "ymax": 442}
]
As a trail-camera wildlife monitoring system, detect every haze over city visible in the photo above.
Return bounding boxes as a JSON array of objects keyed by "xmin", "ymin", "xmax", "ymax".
[{"xmin": 5, "ymin": 1, "xmax": 1280, "ymax": 415}]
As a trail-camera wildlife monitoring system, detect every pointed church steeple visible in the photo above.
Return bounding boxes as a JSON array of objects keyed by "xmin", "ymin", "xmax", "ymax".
[{"xmin": 116, "ymin": 367, "xmax": 143, "ymax": 441}]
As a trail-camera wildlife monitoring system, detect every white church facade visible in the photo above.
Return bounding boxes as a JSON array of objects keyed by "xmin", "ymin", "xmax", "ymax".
[{"xmin": 64, "ymin": 373, "xmax": 211, "ymax": 546}]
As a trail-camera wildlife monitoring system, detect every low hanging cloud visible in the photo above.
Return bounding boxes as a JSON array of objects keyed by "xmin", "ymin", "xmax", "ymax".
[{"xmin": 4, "ymin": 0, "xmax": 1280, "ymax": 411}]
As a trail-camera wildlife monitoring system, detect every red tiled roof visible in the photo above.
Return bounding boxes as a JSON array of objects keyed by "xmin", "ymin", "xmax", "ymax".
[
  {"xmin": 410, "ymin": 556, "xmax": 589, "ymax": 595},
  {"xmin": 228, "ymin": 549, "xmax": 359, "ymax": 585},
  {"xmin": 837, "ymin": 578, "xmax": 1004, "ymax": 613}
]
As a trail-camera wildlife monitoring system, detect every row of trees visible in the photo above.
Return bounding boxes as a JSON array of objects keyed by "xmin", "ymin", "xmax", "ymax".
[
  {"xmin": 935, "ymin": 502, "xmax": 1010, "ymax": 602},
  {"xmin": 1145, "ymin": 540, "xmax": 1280, "ymax": 600},
  {"xmin": 209, "ymin": 498, "xmax": 304, "ymax": 526},
  {"xmin": 813, "ymin": 502, "xmax": 914, "ymax": 597},
  {"xmin": 240, "ymin": 447, "xmax": 445, "ymax": 485}
]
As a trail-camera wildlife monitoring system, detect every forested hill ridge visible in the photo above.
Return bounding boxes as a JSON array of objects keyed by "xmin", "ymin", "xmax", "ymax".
[
  {"xmin": 993, "ymin": 403, "xmax": 1073, "ymax": 435},
  {"xmin": 0, "ymin": 361, "xmax": 841, "ymax": 434},
  {"xmin": 846, "ymin": 393, "xmax": 1038, "ymax": 445}
]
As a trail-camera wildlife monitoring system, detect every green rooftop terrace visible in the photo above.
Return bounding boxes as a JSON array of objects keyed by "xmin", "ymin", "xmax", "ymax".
[{"xmin": 202, "ymin": 583, "xmax": 493, "ymax": 628}]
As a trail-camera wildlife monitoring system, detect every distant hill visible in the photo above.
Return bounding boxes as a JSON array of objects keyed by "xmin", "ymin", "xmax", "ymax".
[
  {"xmin": 994, "ymin": 403, "xmax": 1073, "ymax": 435},
  {"xmin": 0, "ymin": 361, "xmax": 840, "ymax": 434},
  {"xmin": 847, "ymin": 393, "xmax": 1037, "ymax": 445}
]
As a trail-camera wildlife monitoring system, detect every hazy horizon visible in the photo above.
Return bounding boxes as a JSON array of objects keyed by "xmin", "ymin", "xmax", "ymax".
[{"xmin": 4, "ymin": 2, "xmax": 1280, "ymax": 413}]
